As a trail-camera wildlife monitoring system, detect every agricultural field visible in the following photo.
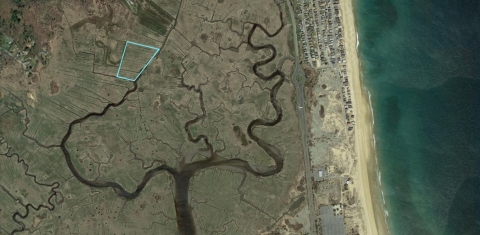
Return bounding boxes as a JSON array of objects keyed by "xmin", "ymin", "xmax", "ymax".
[{"xmin": 0, "ymin": 0, "xmax": 308, "ymax": 234}]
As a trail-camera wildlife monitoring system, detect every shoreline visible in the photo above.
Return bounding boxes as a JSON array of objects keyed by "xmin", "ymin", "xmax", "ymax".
[{"xmin": 339, "ymin": 0, "xmax": 389, "ymax": 234}]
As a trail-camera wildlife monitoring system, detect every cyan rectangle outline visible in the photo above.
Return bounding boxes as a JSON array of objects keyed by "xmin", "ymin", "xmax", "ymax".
[{"xmin": 116, "ymin": 41, "xmax": 160, "ymax": 82}]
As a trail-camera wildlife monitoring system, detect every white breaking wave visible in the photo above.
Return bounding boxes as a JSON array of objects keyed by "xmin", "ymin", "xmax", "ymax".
[
  {"xmin": 368, "ymin": 91, "xmax": 375, "ymax": 125},
  {"xmin": 382, "ymin": 190, "xmax": 386, "ymax": 205},
  {"xmin": 356, "ymin": 32, "xmax": 359, "ymax": 48}
]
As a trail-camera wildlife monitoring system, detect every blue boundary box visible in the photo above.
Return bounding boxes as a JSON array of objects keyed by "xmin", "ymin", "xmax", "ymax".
[{"xmin": 116, "ymin": 41, "xmax": 160, "ymax": 82}]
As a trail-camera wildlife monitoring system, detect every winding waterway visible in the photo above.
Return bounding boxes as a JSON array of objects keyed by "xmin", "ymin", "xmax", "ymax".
[{"xmin": 56, "ymin": 7, "xmax": 287, "ymax": 235}]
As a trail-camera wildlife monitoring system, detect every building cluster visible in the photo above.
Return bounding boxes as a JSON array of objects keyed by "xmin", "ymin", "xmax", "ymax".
[
  {"xmin": 1, "ymin": 34, "xmax": 42, "ymax": 77},
  {"xmin": 296, "ymin": 0, "xmax": 355, "ymax": 131},
  {"xmin": 297, "ymin": 0, "xmax": 346, "ymax": 67},
  {"xmin": 340, "ymin": 65, "xmax": 355, "ymax": 130}
]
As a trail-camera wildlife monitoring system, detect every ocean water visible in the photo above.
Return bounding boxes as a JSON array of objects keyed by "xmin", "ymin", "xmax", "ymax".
[{"xmin": 354, "ymin": 0, "xmax": 480, "ymax": 234}]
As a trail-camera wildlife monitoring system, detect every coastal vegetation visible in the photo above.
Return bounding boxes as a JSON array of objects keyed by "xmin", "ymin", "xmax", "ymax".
[{"xmin": 0, "ymin": 0, "xmax": 307, "ymax": 234}]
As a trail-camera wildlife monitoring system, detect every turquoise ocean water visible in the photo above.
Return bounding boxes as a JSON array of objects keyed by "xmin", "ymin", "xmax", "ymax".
[{"xmin": 354, "ymin": 0, "xmax": 480, "ymax": 234}]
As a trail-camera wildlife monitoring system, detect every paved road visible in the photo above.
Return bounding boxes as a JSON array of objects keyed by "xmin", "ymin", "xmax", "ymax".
[{"xmin": 286, "ymin": 1, "xmax": 317, "ymax": 234}]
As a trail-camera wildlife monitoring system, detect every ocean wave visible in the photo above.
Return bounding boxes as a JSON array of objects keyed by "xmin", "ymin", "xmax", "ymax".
[
  {"xmin": 356, "ymin": 32, "xmax": 359, "ymax": 48},
  {"xmin": 382, "ymin": 190, "xmax": 386, "ymax": 205},
  {"xmin": 368, "ymin": 90, "xmax": 374, "ymax": 125}
]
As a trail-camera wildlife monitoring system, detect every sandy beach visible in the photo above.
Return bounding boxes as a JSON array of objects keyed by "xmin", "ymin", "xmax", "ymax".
[{"xmin": 339, "ymin": 0, "xmax": 388, "ymax": 234}]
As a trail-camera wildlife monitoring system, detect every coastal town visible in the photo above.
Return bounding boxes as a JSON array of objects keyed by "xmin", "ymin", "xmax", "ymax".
[
  {"xmin": 296, "ymin": 0, "xmax": 356, "ymax": 131},
  {"xmin": 288, "ymin": 0, "xmax": 380, "ymax": 234}
]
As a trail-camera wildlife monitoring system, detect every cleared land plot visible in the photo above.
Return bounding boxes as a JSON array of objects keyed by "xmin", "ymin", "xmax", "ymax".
[{"xmin": 117, "ymin": 41, "xmax": 160, "ymax": 81}]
